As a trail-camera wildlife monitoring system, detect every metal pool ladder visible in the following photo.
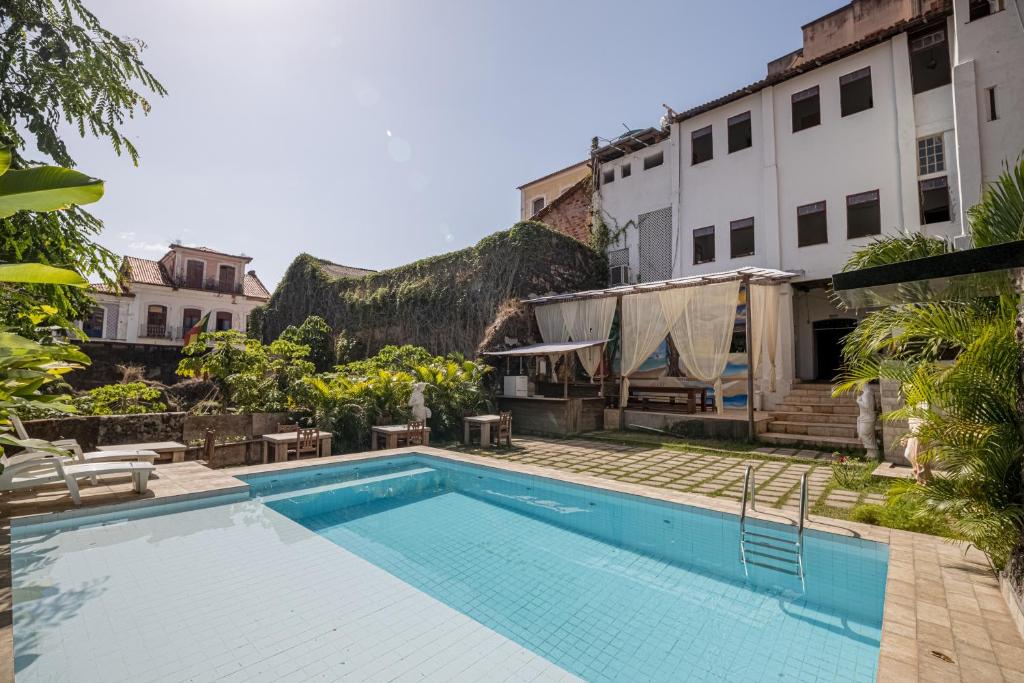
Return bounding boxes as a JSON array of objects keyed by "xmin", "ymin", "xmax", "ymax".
[{"xmin": 739, "ymin": 465, "xmax": 807, "ymax": 588}]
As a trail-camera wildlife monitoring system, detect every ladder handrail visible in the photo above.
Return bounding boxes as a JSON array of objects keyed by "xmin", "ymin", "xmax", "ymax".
[
  {"xmin": 797, "ymin": 472, "xmax": 808, "ymax": 542},
  {"xmin": 739, "ymin": 464, "xmax": 756, "ymax": 527}
]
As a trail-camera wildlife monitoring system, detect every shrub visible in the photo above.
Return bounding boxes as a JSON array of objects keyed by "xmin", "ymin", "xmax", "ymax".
[
  {"xmin": 74, "ymin": 382, "xmax": 167, "ymax": 416},
  {"xmin": 280, "ymin": 315, "xmax": 336, "ymax": 372}
]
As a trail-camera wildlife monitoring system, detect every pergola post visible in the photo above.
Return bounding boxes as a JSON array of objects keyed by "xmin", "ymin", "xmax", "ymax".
[
  {"xmin": 743, "ymin": 275, "xmax": 755, "ymax": 441},
  {"xmin": 563, "ymin": 351, "xmax": 570, "ymax": 399}
]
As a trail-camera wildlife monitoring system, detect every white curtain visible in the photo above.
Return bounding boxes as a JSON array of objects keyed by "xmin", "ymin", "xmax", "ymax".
[
  {"xmin": 535, "ymin": 303, "xmax": 569, "ymax": 344},
  {"xmin": 750, "ymin": 284, "xmax": 781, "ymax": 392},
  {"xmin": 659, "ymin": 280, "xmax": 741, "ymax": 413},
  {"xmin": 618, "ymin": 292, "xmax": 669, "ymax": 407},
  {"xmin": 561, "ymin": 297, "xmax": 616, "ymax": 378}
]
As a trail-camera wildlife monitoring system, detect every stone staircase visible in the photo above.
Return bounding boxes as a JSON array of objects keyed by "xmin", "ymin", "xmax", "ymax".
[{"xmin": 760, "ymin": 381, "xmax": 865, "ymax": 452}]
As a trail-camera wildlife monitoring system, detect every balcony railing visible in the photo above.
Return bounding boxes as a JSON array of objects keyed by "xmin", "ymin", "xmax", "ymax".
[
  {"xmin": 173, "ymin": 276, "xmax": 244, "ymax": 295},
  {"xmin": 139, "ymin": 324, "xmax": 183, "ymax": 340}
]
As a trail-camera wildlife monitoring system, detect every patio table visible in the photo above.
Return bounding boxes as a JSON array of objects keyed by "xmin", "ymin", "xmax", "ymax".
[
  {"xmin": 261, "ymin": 430, "xmax": 332, "ymax": 463},
  {"xmin": 371, "ymin": 424, "xmax": 431, "ymax": 450},
  {"xmin": 98, "ymin": 441, "xmax": 187, "ymax": 463},
  {"xmin": 463, "ymin": 414, "xmax": 502, "ymax": 446}
]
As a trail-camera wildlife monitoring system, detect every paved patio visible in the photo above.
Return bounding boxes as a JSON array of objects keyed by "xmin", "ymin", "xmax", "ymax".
[{"xmin": 450, "ymin": 436, "xmax": 883, "ymax": 513}]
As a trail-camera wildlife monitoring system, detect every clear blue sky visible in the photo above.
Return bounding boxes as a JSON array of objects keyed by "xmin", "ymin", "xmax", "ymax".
[{"xmin": 68, "ymin": 0, "xmax": 838, "ymax": 289}]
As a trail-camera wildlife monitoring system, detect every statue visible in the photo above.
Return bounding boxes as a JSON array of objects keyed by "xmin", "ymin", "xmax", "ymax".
[
  {"xmin": 904, "ymin": 401, "xmax": 931, "ymax": 484},
  {"xmin": 409, "ymin": 382, "xmax": 432, "ymax": 422},
  {"xmin": 856, "ymin": 384, "xmax": 880, "ymax": 460}
]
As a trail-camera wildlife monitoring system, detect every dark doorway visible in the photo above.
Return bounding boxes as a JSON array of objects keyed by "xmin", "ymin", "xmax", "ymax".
[{"xmin": 813, "ymin": 319, "xmax": 857, "ymax": 381}]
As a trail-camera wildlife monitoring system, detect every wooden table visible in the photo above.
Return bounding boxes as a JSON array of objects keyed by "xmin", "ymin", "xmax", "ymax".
[
  {"xmin": 630, "ymin": 385, "xmax": 710, "ymax": 413},
  {"xmin": 261, "ymin": 430, "xmax": 332, "ymax": 463},
  {"xmin": 463, "ymin": 414, "xmax": 501, "ymax": 446},
  {"xmin": 98, "ymin": 441, "xmax": 187, "ymax": 463},
  {"xmin": 370, "ymin": 425, "xmax": 431, "ymax": 450}
]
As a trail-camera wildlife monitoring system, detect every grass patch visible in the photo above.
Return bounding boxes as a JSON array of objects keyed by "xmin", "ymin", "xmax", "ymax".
[
  {"xmin": 578, "ymin": 430, "xmax": 823, "ymax": 464},
  {"xmin": 848, "ymin": 496, "xmax": 958, "ymax": 538}
]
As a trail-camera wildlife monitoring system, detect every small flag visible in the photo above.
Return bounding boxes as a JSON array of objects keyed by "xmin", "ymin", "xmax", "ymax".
[{"xmin": 183, "ymin": 311, "xmax": 211, "ymax": 346}]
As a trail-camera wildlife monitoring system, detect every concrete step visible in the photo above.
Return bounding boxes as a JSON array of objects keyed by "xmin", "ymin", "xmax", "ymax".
[
  {"xmin": 768, "ymin": 420, "xmax": 858, "ymax": 439},
  {"xmin": 768, "ymin": 411, "xmax": 858, "ymax": 425},
  {"xmin": 774, "ymin": 402, "xmax": 859, "ymax": 415},
  {"xmin": 759, "ymin": 431, "xmax": 864, "ymax": 451}
]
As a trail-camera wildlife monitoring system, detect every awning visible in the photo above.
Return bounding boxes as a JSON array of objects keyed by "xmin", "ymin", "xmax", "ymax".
[
  {"xmin": 832, "ymin": 240, "xmax": 1024, "ymax": 308},
  {"xmin": 523, "ymin": 267, "xmax": 799, "ymax": 305},
  {"xmin": 482, "ymin": 340, "xmax": 607, "ymax": 357}
]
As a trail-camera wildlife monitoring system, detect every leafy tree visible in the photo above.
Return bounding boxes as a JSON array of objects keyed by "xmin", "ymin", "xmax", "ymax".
[
  {"xmin": 0, "ymin": 1, "xmax": 165, "ymax": 325},
  {"xmin": 337, "ymin": 344, "xmax": 437, "ymax": 377},
  {"xmin": 74, "ymin": 381, "xmax": 166, "ymax": 415},
  {"xmin": 280, "ymin": 315, "xmax": 336, "ymax": 372},
  {"xmin": 836, "ymin": 157, "xmax": 1024, "ymax": 567},
  {"xmin": 178, "ymin": 330, "xmax": 315, "ymax": 413}
]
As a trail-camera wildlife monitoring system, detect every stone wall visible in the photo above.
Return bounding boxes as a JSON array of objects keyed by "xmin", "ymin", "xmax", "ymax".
[
  {"xmin": 533, "ymin": 176, "xmax": 593, "ymax": 243},
  {"xmin": 879, "ymin": 377, "xmax": 909, "ymax": 463},
  {"xmin": 24, "ymin": 411, "xmax": 288, "ymax": 455}
]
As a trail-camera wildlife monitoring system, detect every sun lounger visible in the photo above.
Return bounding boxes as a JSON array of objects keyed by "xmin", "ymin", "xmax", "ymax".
[{"xmin": 0, "ymin": 451, "xmax": 156, "ymax": 505}]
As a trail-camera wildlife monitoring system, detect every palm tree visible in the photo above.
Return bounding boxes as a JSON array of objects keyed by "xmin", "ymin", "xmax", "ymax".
[{"xmin": 834, "ymin": 157, "xmax": 1024, "ymax": 568}]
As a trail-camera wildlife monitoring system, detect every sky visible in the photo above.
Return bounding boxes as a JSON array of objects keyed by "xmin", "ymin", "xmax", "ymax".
[{"xmin": 65, "ymin": 0, "xmax": 839, "ymax": 290}]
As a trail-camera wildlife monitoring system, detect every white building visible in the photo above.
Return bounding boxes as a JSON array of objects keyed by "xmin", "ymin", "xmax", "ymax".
[
  {"xmin": 593, "ymin": 0, "xmax": 1023, "ymax": 389},
  {"xmin": 84, "ymin": 244, "xmax": 271, "ymax": 346}
]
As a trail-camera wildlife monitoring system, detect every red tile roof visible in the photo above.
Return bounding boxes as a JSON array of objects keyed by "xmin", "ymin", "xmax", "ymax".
[
  {"xmin": 316, "ymin": 258, "xmax": 376, "ymax": 279},
  {"xmin": 243, "ymin": 272, "xmax": 271, "ymax": 299},
  {"xmin": 124, "ymin": 256, "xmax": 172, "ymax": 286}
]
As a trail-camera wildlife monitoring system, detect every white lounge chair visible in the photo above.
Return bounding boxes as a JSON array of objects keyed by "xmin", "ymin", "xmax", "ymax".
[
  {"xmin": 0, "ymin": 451, "xmax": 156, "ymax": 505},
  {"xmin": 10, "ymin": 414, "xmax": 159, "ymax": 481}
]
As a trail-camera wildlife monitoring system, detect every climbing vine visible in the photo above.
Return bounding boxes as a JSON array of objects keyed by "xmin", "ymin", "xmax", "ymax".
[{"xmin": 250, "ymin": 221, "xmax": 606, "ymax": 358}]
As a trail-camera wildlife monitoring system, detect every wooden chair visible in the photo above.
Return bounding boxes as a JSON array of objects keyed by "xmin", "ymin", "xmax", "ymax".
[
  {"xmin": 404, "ymin": 419, "xmax": 426, "ymax": 447},
  {"xmin": 287, "ymin": 428, "xmax": 320, "ymax": 460},
  {"xmin": 494, "ymin": 412, "xmax": 512, "ymax": 448}
]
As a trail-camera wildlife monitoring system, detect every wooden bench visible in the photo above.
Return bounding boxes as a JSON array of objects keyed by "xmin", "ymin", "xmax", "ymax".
[{"xmin": 629, "ymin": 385, "xmax": 712, "ymax": 414}]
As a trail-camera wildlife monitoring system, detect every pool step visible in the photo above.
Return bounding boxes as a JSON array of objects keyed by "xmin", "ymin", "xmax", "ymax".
[
  {"xmin": 740, "ymin": 527, "xmax": 804, "ymax": 581},
  {"xmin": 260, "ymin": 467, "xmax": 437, "ymax": 504}
]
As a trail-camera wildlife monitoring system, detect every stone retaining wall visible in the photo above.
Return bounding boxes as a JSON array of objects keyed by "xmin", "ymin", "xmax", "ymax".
[{"xmin": 24, "ymin": 412, "xmax": 288, "ymax": 455}]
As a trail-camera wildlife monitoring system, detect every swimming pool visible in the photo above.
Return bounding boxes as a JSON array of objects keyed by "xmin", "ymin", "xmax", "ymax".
[{"xmin": 12, "ymin": 453, "xmax": 888, "ymax": 682}]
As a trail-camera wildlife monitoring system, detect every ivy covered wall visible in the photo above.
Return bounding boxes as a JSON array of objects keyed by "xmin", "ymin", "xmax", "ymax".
[{"xmin": 250, "ymin": 221, "xmax": 607, "ymax": 357}]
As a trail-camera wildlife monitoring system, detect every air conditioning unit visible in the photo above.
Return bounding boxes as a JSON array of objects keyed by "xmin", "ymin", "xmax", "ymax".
[{"xmin": 609, "ymin": 265, "xmax": 630, "ymax": 286}]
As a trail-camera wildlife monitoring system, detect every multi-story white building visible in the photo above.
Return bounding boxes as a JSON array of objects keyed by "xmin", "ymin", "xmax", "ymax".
[
  {"xmin": 593, "ymin": 0, "xmax": 1023, "ymax": 387},
  {"xmin": 84, "ymin": 243, "xmax": 271, "ymax": 346}
]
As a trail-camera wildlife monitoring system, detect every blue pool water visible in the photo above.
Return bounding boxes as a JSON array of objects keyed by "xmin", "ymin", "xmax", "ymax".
[{"xmin": 244, "ymin": 456, "xmax": 888, "ymax": 682}]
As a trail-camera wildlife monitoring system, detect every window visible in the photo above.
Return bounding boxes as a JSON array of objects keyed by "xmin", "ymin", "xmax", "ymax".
[
  {"xmin": 215, "ymin": 312, "xmax": 233, "ymax": 331},
  {"xmin": 840, "ymin": 67, "xmax": 873, "ymax": 116},
  {"xmin": 970, "ymin": 0, "xmax": 1004, "ymax": 21},
  {"xmin": 909, "ymin": 28, "xmax": 951, "ymax": 94},
  {"xmin": 791, "ymin": 86, "xmax": 820, "ymax": 132},
  {"xmin": 727, "ymin": 112, "xmax": 752, "ymax": 153},
  {"xmin": 218, "ymin": 265, "xmax": 236, "ymax": 292},
  {"xmin": 637, "ymin": 208, "xmax": 672, "ymax": 282},
  {"xmin": 917, "ymin": 135, "xmax": 945, "ymax": 175},
  {"xmin": 691, "ymin": 126, "xmax": 713, "ymax": 165},
  {"xmin": 145, "ymin": 304, "xmax": 167, "ymax": 337},
  {"xmin": 182, "ymin": 307, "xmax": 201, "ymax": 331},
  {"xmin": 602, "ymin": 169, "xmax": 615, "ymax": 185},
  {"xmin": 797, "ymin": 201, "xmax": 828, "ymax": 247},
  {"xmin": 643, "ymin": 151, "xmax": 663, "ymax": 170},
  {"xmin": 83, "ymin": 307, "xmax": 105, "ymax": 338},
  {"xmin": 729, "ymin": 218, "xmax": 755, "ymax": 258},
  {"xmin": 185, "ymin": 259, "xmax": 204, "ymax": 288},
  {"xmin": 693, "ymin": 226, "xmax": 715, "ymax": 264},
  {"xmin": 531, "ymin": 196, "xmax": 545, "ymax": 214},
  {"xmin": 621, "ymin": 163, "xmax": 631, "ymax": 178},
  {"xmin": 986, "ymin": 87, "xmax": 998, "ymax": 121},
  {"xmin": 846, "ymin": 190, "xmax": 881, "ymax": 238},
  {"xmin": 920, "ymin": 177, "xmax": 951, "ymax": 224}
]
